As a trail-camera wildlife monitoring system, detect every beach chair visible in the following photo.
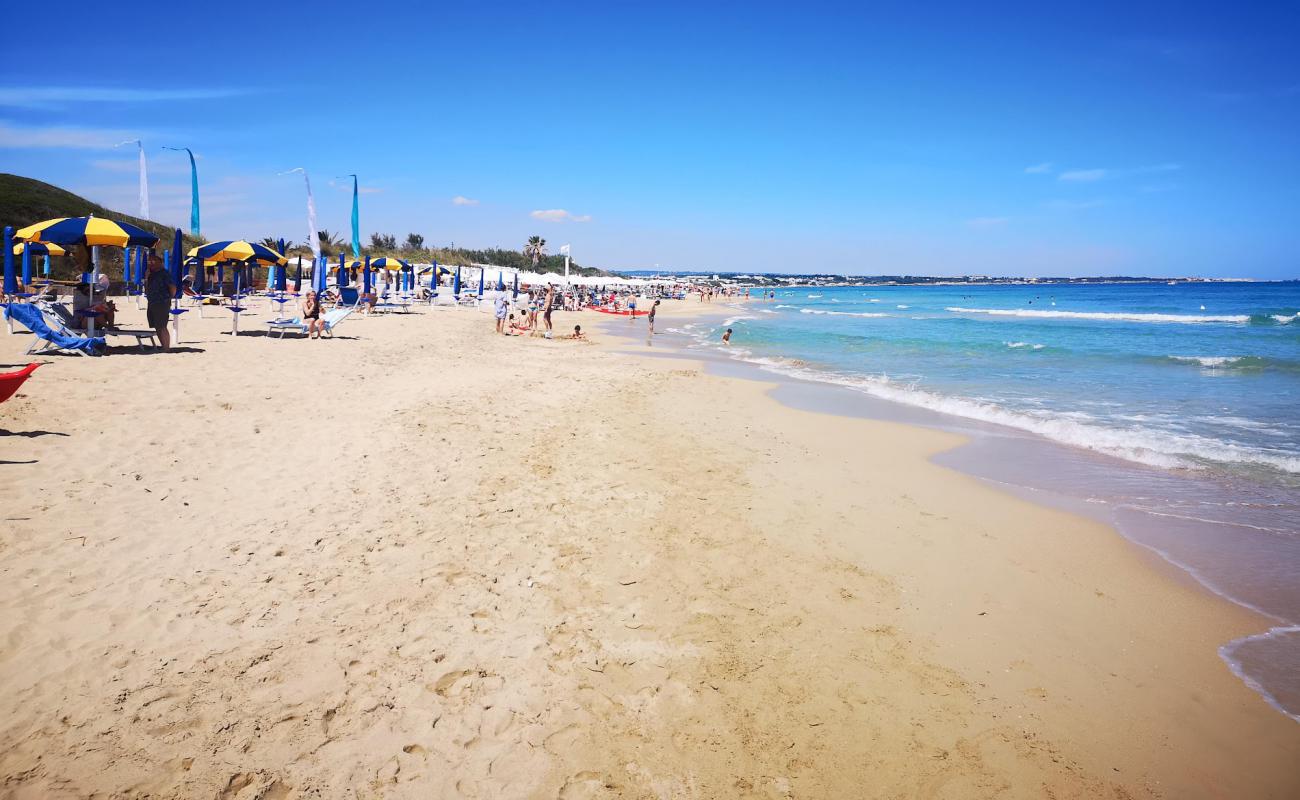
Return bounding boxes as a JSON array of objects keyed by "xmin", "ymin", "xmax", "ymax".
[
  {"xmin": 43, "ymin": 303, "xmax": 158, "ymax": 349},
  {"xmin": 2, "ymin": 303, "xmax": 105, "ymax": 356},
  {"xmin": 265, "ymin": 307, "xmax": 354, "ymax": 339}
]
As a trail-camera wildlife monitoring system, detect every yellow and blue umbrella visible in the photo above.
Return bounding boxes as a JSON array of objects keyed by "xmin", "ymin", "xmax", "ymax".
[
  {"xmin": 16, "ymin": 216, "xmax": 159, "ymax": 248},
  {"xmin": 11, "ymin": 242, "xmax": 66, "ymax": 257},
  {"xmin": 368, "ymin": 257, "xmax": 410, "ymax": 270},
  {"xmin": 188, "ymin": 240, "xmax": 287, "ymax": 266}
]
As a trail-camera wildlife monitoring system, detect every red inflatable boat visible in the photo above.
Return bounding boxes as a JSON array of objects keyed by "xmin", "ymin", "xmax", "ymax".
[{"xmin": 0, "ymin": 363, "xmax": 40, "ymax": 405}]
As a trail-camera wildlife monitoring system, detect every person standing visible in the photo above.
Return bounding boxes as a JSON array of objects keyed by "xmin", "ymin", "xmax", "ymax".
[
  {"xmin": 144, "ymin": 252, "xmax": 175, "ymax": 351},
  {"xmin": 647, "ymin": 299, "xmax": 660, "ymax": 337},
  {"xmin": 542, "ymin": 285, "xmax": 556, "ymax": 338},
  {"xmin": 494, "ymin": 292, "xmax": 509, "ymax": 334},
  {"xmin": 628, "ymin": 294, "xmax": 637, "ymax": 321}
]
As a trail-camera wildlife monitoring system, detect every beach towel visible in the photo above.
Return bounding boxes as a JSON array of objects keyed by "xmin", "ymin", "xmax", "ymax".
[{"xmin": 3, "ymin": 303, "xmax": 106, "ymax": 356}]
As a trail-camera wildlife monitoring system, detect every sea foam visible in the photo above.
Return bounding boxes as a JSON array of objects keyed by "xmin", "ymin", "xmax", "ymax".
[
  {"xmin": 946, "ymin": 307, "xmax": 1251, "ymax": 324},
  {"xmin": 800, "ymin": 309, "xmax": 889, "ymax": 318}
]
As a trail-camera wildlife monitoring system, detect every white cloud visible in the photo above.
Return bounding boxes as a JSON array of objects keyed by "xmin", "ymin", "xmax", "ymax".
[
  {"xmin": 0, "ymin": 121, "xmax": 143, "ymax": 149},
  {"xmin": 452, "ymin": 196, "xmax": 479, "ymax": 206},
  {"xmin": 1024, "ymin": 162, "xmax": 1053, "ymax": 174},
  {"xmin": 966, "ymin": 216, "xmax": 1010, "ymax": 229},
  {"xmin": 1058, "ymin": 168, "xmax": 1108, "ymax": 182},
  {"xmin": 0, "ymin": 86, "xmax": 248, "ymax": 109},
  {"xmin": 530, "ymin": 209, "xmax": 591, "ymax": 223}
]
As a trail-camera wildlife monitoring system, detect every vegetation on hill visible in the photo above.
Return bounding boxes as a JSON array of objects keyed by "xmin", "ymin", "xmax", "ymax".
[
  {"xmin": 0, "ymin": 173, "xmax": 205, "ymax": 281},
  {"xmin": 282, "ymin": 230, "xmax": 599, "ymax": 276}
]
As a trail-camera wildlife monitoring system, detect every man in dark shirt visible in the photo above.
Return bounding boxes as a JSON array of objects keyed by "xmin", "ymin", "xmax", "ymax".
[{"xmin": 144, "ymin": 252, "xmax": 175, "ymax": 350}]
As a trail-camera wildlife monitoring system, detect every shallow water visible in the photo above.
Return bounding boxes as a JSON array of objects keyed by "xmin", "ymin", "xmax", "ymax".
[{"xmin": 652, "ymin": 281, "xmax": 1300, "ymax": 722}]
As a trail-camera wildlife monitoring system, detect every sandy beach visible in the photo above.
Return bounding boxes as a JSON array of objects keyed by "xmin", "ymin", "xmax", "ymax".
[{"xmin": 1, "ymin": 297, "xmax": 1298, "ymax": 799}]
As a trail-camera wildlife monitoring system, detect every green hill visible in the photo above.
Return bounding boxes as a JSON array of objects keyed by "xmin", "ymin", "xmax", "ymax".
[{"xmin": 0, "ymin": 173, "xmax": 203, "ymax": 281}]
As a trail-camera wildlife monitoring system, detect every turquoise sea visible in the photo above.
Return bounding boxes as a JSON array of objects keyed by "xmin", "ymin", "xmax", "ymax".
[{"xmin": 664, "ymin": 281, "xmax": 1300, "ymax": 721}]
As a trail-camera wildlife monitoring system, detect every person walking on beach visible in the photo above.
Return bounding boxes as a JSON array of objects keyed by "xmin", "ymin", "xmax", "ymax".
[
  {"xmin": 647, "ymin": 299, "xmax": 660, "ymax": 336},
  {"xmin": 494, "ymin": 292, "xmax": 508, "ymax": 334},
  {"xmin": 543, "ymin": 285, "xmax": 556, "ymax": 338},
  {"xmin": 144, "ymin": 252, "xmax": 174, "ymax": 351}
]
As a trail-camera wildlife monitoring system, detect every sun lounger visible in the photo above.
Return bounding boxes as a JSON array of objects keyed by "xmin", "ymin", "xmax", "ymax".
[
  {"xmin": 265, "ymin": 307, "xmax": 353, "ymax": 339},
  {"xmin": 2, "ymin": 303, "xmax": 105, "ymax": 356},
  {"xmin": 43, "ymin": 303, "xmax": 158, "ymax": 348}
]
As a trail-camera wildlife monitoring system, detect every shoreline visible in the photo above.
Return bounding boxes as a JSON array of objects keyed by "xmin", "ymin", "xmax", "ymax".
[
  {"xmin": 641, "ymin": 297, "xmax": 1300, "ymax": 724},
  {"xmin": 1, "ymin": 296, "xmax": 1297, "ymax": 797}
]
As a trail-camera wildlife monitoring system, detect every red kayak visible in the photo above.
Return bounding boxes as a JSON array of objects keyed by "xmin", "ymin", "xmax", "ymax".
[
  {"xmin": 0, "ymin": 363, "xmax": 40, "ymax": 405},
  {"xmin": 591, "ymin": 307, "xmax": 648, "ymax": 316}
]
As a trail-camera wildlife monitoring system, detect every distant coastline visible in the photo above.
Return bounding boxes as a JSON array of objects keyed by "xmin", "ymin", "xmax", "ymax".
[{"xmin": 614, "ymin": 270, "xmax": 1290, "ymax": 287}]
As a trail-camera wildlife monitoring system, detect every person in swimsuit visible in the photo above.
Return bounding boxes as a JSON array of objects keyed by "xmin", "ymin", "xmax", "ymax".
[
  {"xmin": 543, "ymin": 285, "xmax": 556, "ymax": 338},
  {"xmin": 302, "ymin": 290, "xmax": 325, "ymax": 339},
  {"xmin": 722, "ymin": 327, "xmax": 732, "ymax": 344},
  {"xmin": 647, "ymin": 299, "xmax": 660, "ymax": 336}
]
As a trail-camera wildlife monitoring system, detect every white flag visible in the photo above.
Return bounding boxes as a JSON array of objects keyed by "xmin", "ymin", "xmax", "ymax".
[
  {"xmin": 117, "ymin": 139, "xmax": 149, "ymax": 219},
  {"xmin": 281, "ymin": 168, "xmax": 320, "ymax": 259},
  {"xmin": 560, "ymin": 244, "xmax": 571, "ymax": 255},
  {"xmin": 137, "ymin": 141, "xmax": 150, "ymax": 220}
]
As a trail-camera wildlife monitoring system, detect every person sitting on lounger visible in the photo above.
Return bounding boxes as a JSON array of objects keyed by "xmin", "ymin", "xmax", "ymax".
[
  {"xmin": 302, "ymin": 291, "xmax": 325, "ymax": 339},
  {"xmin": 71, "ymin": 280, "xmax": 116, "ymax": 329}
]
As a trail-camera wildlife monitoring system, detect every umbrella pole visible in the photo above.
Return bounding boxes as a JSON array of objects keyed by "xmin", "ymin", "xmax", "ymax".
[{"xmin": 87, "ymin": 246, "xmax": 99, "ymax": 338}]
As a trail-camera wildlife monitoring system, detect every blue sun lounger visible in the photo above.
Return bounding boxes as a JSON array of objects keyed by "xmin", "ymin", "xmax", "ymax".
[{"xmin": 3, "ymin": 302, "xmax": 105, "ymax": 356}]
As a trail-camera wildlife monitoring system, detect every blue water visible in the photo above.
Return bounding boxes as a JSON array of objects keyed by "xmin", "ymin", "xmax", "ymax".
[{"xmin": 667, "ymin": 281, "xmax": 1300, "ymax": 721}]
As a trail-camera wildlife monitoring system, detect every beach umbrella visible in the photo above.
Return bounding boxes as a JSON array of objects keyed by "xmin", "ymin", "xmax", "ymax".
[
  {"xmin": 496, "ymin": 271, "xmax": 506, "ymax": 292},
  {"xmin": 274, "ymin": 240, "xmax": 288, "ymax": 292},
  {"xmin": 313, "ymin": 256, "xmax": 327, "ymax": 295},
  {"xmin": 169, "ymin": 229, "xmax": 183, "ymax": 298},
  {"xmin": 453, "ymin": 266, "xmax": 461, "ymax": 298},
  {"xmin": 512, "ymin": 271, "xmax": 519, "ymax": 300},
  {"xmin": 12, "ymin": 241, "xmax": 66, "ymax": 258},
  {"xmin": 337, "ymin": 252, "xmax": 348, "ymax": 287},
  {"xmin": 363, "ymin": 256, "xmax": 372, "ymax": 294},
  {"xmin": 478, "ymin": 267, "xmax": 485, "ymax": 298},
  {"xmin": 294, "ymin": 260, "xmax": 303, "ymax": 292},
  {"xmin": 188, "ymin": 240, "xmax": 286, "ymax": 266},
  {"xmin": 15, "ymin": 216, "xmax": 159, "ymax": 249},
  {"xmin": 368, "ymin": 257, "xmax": 410, "ymax": 270},
  {"xmin": 2, "ymin": 227, "xmax": 15, "ymax": 297}
]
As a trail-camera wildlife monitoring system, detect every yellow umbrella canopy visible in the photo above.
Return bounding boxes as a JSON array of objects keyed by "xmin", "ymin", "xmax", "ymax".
[
  {"xmin": 188, "ymin": 240, "xmax": 287, "ymax": 265},
  {"xmin": 16, "ymin": 216, "xmax": 159, "ymax": 248},
  {"xmin": 12, "ymin": 242, "xmax": 66, "ymax": 256}
]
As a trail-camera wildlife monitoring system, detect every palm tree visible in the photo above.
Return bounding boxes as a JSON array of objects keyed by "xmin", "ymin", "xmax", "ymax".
[
  {"xmin": 317, "ymin": 229, "xmax": 344, "ymax": 255},
  {"xmin": 524, "ymin": 235, "xmax": 546, "ymax": 269},
  {"xmin": 259, "ymin": 236, "xmax": 293, "ymax": 252}
]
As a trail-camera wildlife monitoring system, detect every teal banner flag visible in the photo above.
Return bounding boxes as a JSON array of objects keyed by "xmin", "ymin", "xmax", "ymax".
[
  {"xmin": 349, "ymin": 175, "xmax": 361, "ymax": 258},
  {"xmin": 165, "ymin": 147, "xmax": 200, "ymax": 236}
]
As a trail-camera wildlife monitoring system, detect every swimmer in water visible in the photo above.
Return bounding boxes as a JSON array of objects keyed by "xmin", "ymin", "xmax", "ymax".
[{"xmin": 722, "ymin": 328, "xmax": 732, "ymax": 344}]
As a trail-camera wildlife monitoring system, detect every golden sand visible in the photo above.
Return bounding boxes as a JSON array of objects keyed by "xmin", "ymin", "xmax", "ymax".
[{"xmin": 1, "ymin": 298, "xmax": 1297, "ymax": 798}]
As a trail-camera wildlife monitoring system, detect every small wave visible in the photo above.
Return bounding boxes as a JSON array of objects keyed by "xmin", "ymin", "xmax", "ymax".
[
  {"xmin": 700, "ymin": 349, "xmax": 1300, "ymax": 475},
  {"xmin": 720, "ymin": 315, "xmax": 755, "ymax": 326},
  {"xmin": 947, "ymin": 307, "xmax": 1251, "ymax": 324},
  {"xmin": 1271, "ymin": 312, "xmax": 1298, "ymax": 324},
  {"xmin": 800, "ymin": 309, "xmax": 889, "ymax": 318},
  {"xmin": 1168, "ymin": 355, "xmax": 1247, "ymax": 368},
  {"xmin": 1005, "ymin": 341, "xmax": 1045, "ymax": 350},
  {"xmin": 868, "ymin": 298, "xmax": 880, "ymax": 303},
  {"xmin": 775, "ymin": 304, "xmax": 798, "ymax": 309},
  {"xmin": 757, "ymin": 309, "xmax": 777, "ymax": 314},
  {"xmin": 896, "ymin": 304, "xmax": 910, "ymax": 309},
  {"xmin": 807, "ymin": 294, "xmax": 822, "ymax": 298}
]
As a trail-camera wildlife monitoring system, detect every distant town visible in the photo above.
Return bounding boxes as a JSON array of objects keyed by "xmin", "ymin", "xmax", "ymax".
[{"xmin": 616, "ymin": 271, "xmax": 1270, "ymax": 287}]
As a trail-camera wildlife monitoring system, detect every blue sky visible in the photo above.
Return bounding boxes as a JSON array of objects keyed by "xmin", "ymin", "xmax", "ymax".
[{"xmin": 2, "ymin": 1, "xmax": 1297, "ymax": 277}]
